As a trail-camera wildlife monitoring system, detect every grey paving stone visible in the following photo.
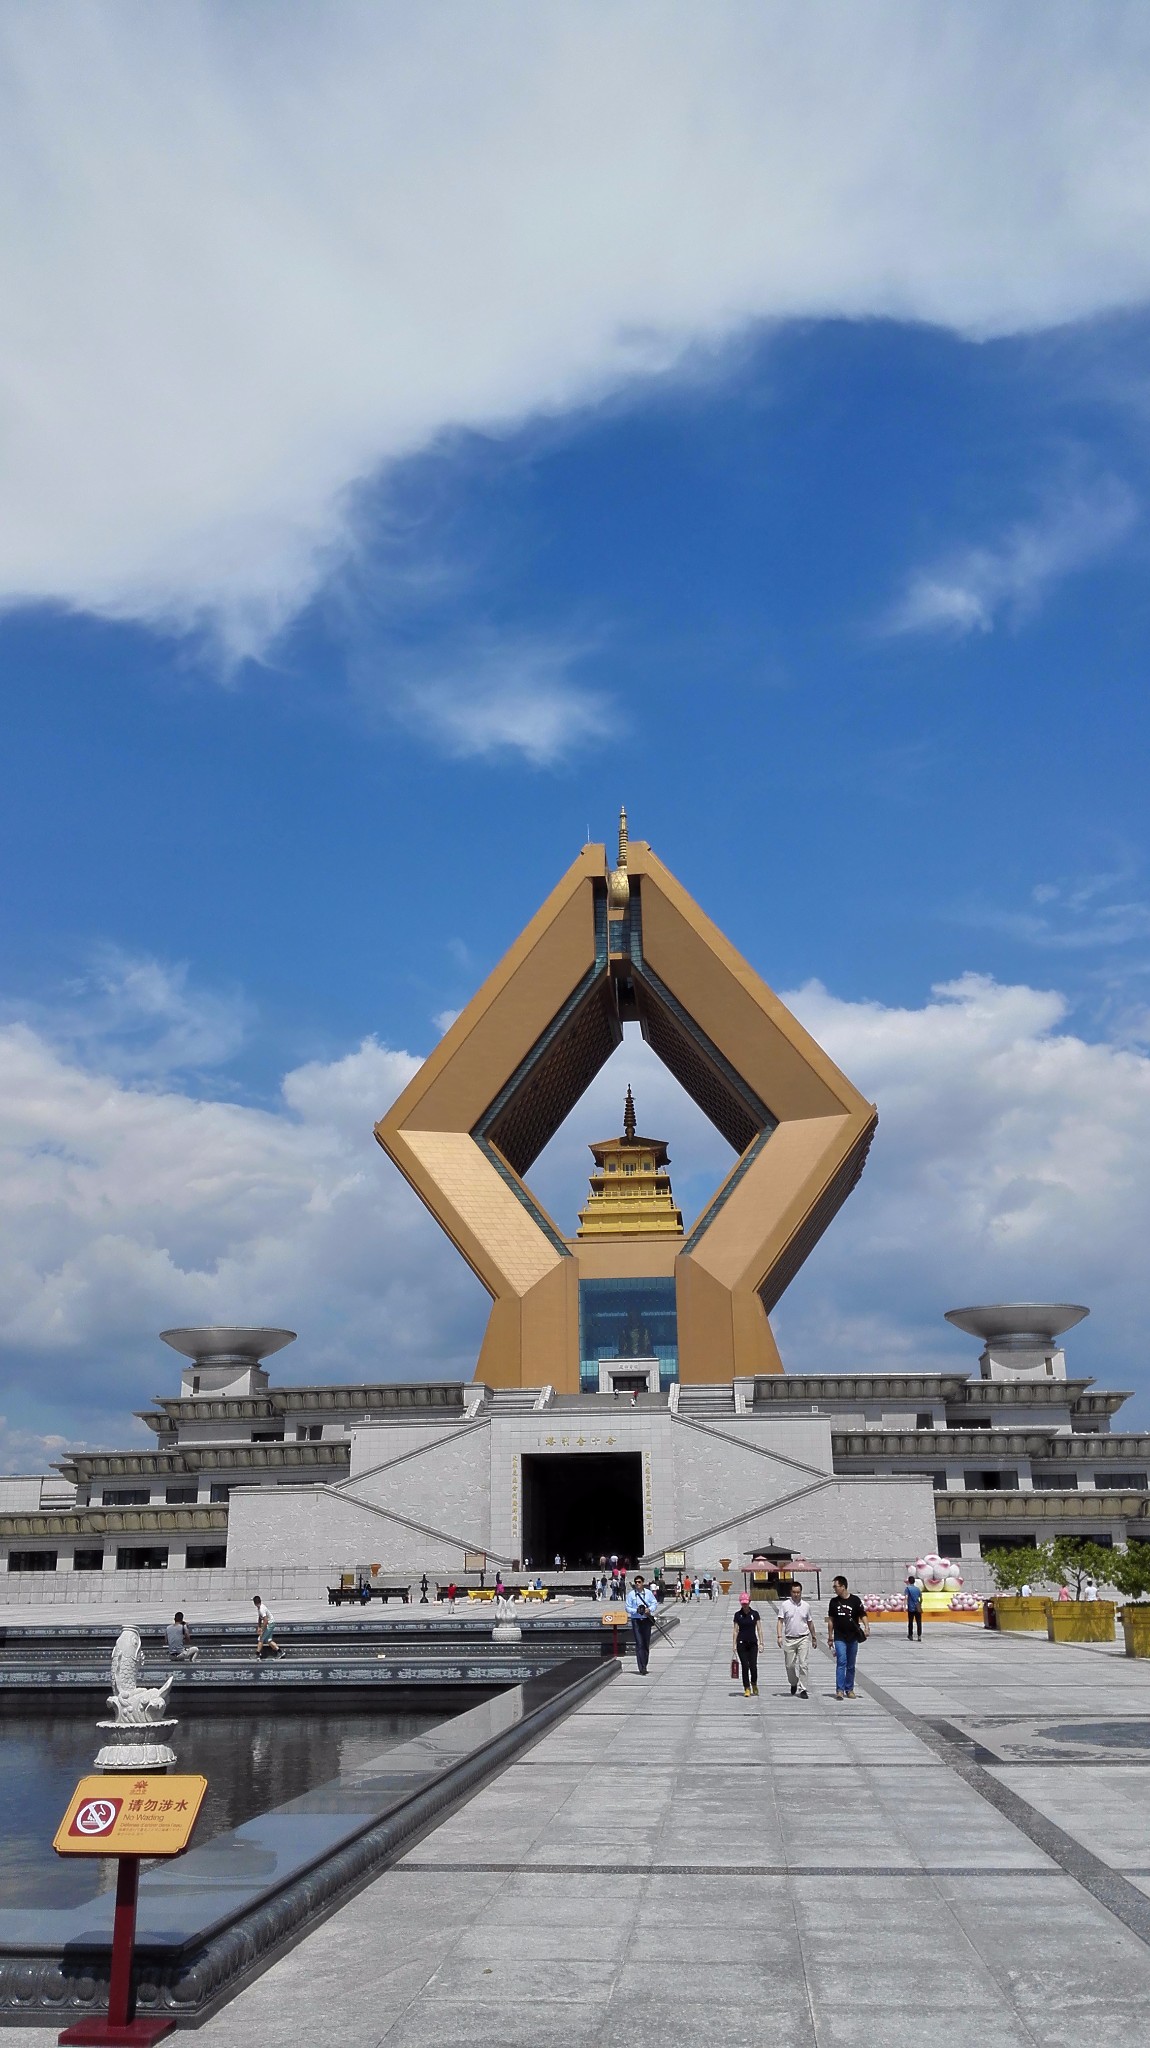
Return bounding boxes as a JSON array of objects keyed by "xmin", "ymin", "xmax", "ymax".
[
  {"xmin": 379, "ymin": 1996, "xmax": 607, "ymax": 2046},
  {"xmin": 595, "ymin": 1995, "xmax": 816, "ymax": 2047},
  {"xmin": 418, "ymin": 1955, "xmax": 616, "ymax": 2001},
  {"xmin": 809, "ymin": 2003, "xmax": 1037, "ymax": 2047}
]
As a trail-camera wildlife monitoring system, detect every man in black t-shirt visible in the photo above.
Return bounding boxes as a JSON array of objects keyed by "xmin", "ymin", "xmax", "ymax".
[
  {"xmin": 732, "ymin": 1593, "xmax": 765, "ymax": 1696},
  {"xmin": 826, "ymin": 1575, "xmax": 867, "ymax": 1699}
]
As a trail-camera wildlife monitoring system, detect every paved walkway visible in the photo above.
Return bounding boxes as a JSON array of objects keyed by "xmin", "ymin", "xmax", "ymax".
[{"xmin": 22, "ymin": 1604, "xmax": 1150, "ymax": 2044}]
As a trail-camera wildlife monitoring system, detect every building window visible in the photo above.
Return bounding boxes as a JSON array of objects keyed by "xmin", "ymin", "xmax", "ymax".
[
  {"xmin": 933, "ymin": 1472, "xmax": 948, "ymax": 1490},
  {"xmin": 165, "ymin": 1485, "xmax": 198, "ymax": 1505},
  {"xmin": 102, "ymin": 1488, "xmax": 150, "ymax": 1506},
  {"xmin": 579, "ymin": 1275, "xmax": 678, "ymax": 1392},
  {"xmin": 209, "ymin": 1483, "xmax": 231, "ymax": 1503},
  {"xmin": 915, "ymin": 1413, "xmax": 934, "ymax": 1430},
  {"xmin": 963, "ymin": 1470, "xmax": 1019, "ymax": 1491},
  {"xmin": 73, "ymin": 1549, "xmax": 104, "ymax": 1572},
  {"xmin": 1033, "ymin": 1471, "xmax": 1078, "ymax": 1490},
  {"xmin": 116, "ymin": 1546, "xmax": 168, "ymax": 1570},
  {"xmin": 7, "ymin": 1550, "xmax": 57, "ymax": 1571},
  {"xmin": 1096, "ymin": 1472, "xmax": 1149, "ymax": 1490},
  {"xmin": 251, "ymin": 1431, "xmax": 284, "ymax": 1443},
  {"xmin": 185, "ymin": 1545, "xmax": 227, "ymax": 1568},
  {"xmin": 294, "ymin": 1425, "xmax": 323, "ymax": 1441}
]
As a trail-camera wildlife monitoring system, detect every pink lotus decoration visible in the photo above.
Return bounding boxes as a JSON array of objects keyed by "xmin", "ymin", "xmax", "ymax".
[{"xmin": 913, "ymin": 1551, "xmax": 963, "ymax": 1592}]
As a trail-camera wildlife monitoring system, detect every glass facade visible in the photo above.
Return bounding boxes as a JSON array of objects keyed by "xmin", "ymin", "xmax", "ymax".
[{"xmin": 579, "ymin": 1276, "xmax": 678, "ymax": 1392}]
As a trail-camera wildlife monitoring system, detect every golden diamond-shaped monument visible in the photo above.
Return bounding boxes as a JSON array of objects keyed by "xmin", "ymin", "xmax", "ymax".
[{"xmin": 375, "ymin": 815, "xmax": 876, "ymax": 1393}]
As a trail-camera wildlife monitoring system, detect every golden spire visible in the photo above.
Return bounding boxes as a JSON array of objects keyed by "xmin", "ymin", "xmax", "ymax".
[
  {"xmin": 623, "ymin": 1085, "xmax": 636, "ymax": 1140},
  {"xmin": 608, "ymin": 804, "xmax": 630, "ymax": 910}
]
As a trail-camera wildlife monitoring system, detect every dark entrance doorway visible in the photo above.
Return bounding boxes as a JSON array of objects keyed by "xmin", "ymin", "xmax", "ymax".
[{"xmin": 521, "ymin": 1453, "xmax": 643, "ymax": 1567}]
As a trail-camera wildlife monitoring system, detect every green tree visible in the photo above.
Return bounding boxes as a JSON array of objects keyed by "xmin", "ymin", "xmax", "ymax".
[
  {"xmin": 1110, "ymin": 1543, "xmax": 1150, "ymax": 1602},
  {"xmin": 982, "ymin": 1544, "xmax": 1053, "ymax": 1593},
  {"xmin": 1048, "ymin": 1536, "xmax": 1117, "ymax": 1597}
]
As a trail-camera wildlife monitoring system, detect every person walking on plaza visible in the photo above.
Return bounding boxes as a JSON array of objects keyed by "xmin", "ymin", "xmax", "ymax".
[
  {"xmin": 827, "ymin": 1576, "xmax": 867, "ymax": 1698},
  {"xmin": 733, "ymin": 1590, "xmax": 764, "ymax": 1696},
  {"xmin": 253, "ymin": 1594, "xmax": 282, "ymax": 1658},
  {"xmin": 905, "ymin": 1571, "xmax": 923, "ymax": 1642},
  {"xmin": 166, "ymin": 1611, "xmax": 198, "ymax": 1662},
  {"xmin": 777, "ymin": 1581, "xmax": 816, "ymax": 1696},
  {"xmin": 626, "ymin": 1573, "xmax": 658, "ymax": 1674}
]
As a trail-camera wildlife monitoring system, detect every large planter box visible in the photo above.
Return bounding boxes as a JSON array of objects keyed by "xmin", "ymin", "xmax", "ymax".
[
  {"xmin": 1122, "ymin": 1605, "xmax": 1150, "ymax": 1658},
  {"xmin": 1047, "ymin": 1601, "xmax": 1115, "ymax": 1643},
  {"xmin": 993, "ymin": 1597, "xmax": 1050, "ymax": 1633}
]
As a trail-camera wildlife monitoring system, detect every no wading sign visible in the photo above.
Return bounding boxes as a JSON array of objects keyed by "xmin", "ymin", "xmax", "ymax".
[
  {"xmin": 53, "ymin": 1776, "xmax": 208, "ymax": 2046},
  {"xmin": 54, "ymin": 1775, "xmax": 207, "ymax": 1857}
]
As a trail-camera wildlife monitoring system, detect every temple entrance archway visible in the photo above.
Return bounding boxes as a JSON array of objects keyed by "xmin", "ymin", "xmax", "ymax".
[{"xmin": 521, "ymin": 1452, "xmax": 643, "ymax": 1567}]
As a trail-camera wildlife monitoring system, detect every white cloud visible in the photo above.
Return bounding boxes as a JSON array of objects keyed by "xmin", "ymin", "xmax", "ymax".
[
  {"xmin": 4, "ymin": 947, "xmax": 251, "ymax": 1079},
  {"xmin": 4, "ymin": 6, "xmax": 1150, "ymax": 650},
  {"xmin": 885, "ymin": 477, "xmax": 1138, "ymax": 637},
  {"xmin": 0, "ymin": 1022, "xmax": 486, "ymax": 1457},
  {"xmin": 0, "ymin": 1421, "xmax": 71, "ymax": 1478},
  {"xmin": 962, "ymin": 867, "xmax": 1150, "ymax": 951},
  {"xmin": 390, "ymin": 635, "xmax": 608, "ymax": 764},
  {"xmin": 3, "ymin": 963, "xmax": 1150, "ymax": 1458},
  {"xmin": 776, "ymin": 973, "xmax": 1150, "ymax": 1413}
]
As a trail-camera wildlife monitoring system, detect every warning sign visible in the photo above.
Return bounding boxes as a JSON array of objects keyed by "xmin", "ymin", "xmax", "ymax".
[{"xmin": 54, "ymin": 1774, "xmax": 207, "ymax": 1858}]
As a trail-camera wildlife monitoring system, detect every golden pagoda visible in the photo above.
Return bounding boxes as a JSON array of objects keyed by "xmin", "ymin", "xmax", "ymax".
[{"xmin": 576, "ymin": 1087, "xmax": 685, "ymax": 1239}]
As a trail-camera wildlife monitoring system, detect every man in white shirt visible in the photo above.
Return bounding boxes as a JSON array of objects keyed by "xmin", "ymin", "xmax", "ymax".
[
  {"xmin": 777, "ymin": 1580, "xmax": 817, "ymax": 1698},
  {"xmin": 624, "ymin": 1574, "xmax": 659, "ymax": 1674}
]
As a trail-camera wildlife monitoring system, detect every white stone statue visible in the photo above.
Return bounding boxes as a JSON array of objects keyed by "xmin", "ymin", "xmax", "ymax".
[{"xmin": 105, "ymin": 1625, "xmax": 175, "ymax": 1726}]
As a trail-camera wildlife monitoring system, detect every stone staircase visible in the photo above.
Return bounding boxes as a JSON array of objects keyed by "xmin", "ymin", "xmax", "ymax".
[
  {"xmin": 674, "ymin": 1382, "xmax": 736, "ymax": 1418},
  {"xmin": 485, "ymin": 1387, "xmax": 547, "ymax": 1414}
]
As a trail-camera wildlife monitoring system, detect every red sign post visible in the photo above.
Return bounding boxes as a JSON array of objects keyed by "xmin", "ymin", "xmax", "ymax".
[{"xmin": 53, "ymin": 1774, "xmax": 207, "ymax": 2046}]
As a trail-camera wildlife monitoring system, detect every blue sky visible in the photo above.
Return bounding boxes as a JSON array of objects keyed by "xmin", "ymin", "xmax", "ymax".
[{"xmin": 2, "ymin": 6, "xmax": 1150, "ymax": 1460}]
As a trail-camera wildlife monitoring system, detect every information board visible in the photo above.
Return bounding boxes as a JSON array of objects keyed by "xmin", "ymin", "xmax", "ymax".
[{"xmin": 54, "ymin": 1774, "xmax": 208, "ymax": 1858}]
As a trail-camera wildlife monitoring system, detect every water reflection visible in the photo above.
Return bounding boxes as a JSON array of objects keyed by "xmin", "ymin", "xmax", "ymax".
[{"xmin": 0, "ymin": 1706, "xmax": 447, "ymax": 1910}]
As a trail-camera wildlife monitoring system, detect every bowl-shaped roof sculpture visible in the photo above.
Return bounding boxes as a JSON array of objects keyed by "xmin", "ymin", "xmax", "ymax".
[
  {"xmin": 944, "ymin": 1304, "xmax": 1089, "ymax": 1349},
  {"xmin": 159, "ymin": 1327, "xmax": 297, "ymax": 1365}
]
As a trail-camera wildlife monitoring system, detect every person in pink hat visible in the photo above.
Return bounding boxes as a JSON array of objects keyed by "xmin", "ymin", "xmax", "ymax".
[{"xmin": 732, "ymin": 1590, "xmax": 765, "ymax": 1696}]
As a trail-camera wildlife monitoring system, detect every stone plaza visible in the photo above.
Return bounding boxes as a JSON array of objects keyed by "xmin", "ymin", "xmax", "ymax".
[{"xmin": 14, "ymin": 1597, "xmax": 1150, "ymax": 2047}]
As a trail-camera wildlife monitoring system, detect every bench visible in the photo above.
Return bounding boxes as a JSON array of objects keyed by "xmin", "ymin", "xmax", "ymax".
[{"xmin": 326, "ymin": 1583, "xmax": 410, "ymax": 1605}]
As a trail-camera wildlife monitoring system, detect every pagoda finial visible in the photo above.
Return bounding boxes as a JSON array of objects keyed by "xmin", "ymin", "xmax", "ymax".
[
  {"xmin": 623, "ymin": 1085, "xmax": 636, "ymax": 1140},
  {"xmin": 608, "ymin": 805, "xmax": 630, "ymax": 909}
]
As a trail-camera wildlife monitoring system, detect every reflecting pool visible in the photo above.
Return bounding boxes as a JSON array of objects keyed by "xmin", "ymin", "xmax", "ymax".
[{"xmin": 0, "ymin": 1703, "xmax": 456, "ymax": 1909}]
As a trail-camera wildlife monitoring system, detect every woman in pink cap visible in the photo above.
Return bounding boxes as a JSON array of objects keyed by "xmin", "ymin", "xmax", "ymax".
[{"xmin": 732, "ymin": 1590, "xmax": 765, "ymax": 1696}]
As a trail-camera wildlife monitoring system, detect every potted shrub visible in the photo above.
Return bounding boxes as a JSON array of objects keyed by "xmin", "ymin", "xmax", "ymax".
[
  {"xmin": 1112, "ymin": 1542, "xmax": 1150, "ymax": 1657},
  {"xmin": 983, "ymin": 1545, "xmax": 1053, "ymax": 1631},
  {"xmin": 1045, "ymin": 1538, "xmax": 1117, "ymax": 1642}
]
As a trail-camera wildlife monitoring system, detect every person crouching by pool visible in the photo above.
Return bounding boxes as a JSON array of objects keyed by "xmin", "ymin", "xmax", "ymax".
[
  {"xmin": 253, "ymin": 1594, "xmax": 282, "ymax": 1658},
  {"xmin": 625, "ymin": 1574, "xmax": 658, "ymax": 1674}
]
